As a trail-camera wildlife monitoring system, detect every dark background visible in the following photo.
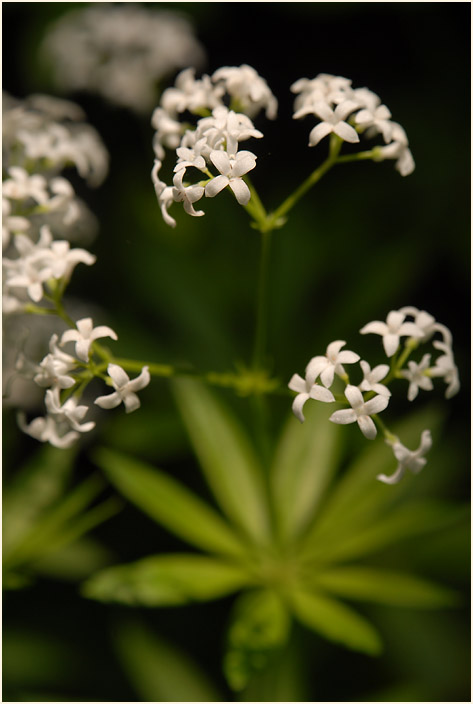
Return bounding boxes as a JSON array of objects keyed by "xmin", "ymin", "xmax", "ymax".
[{"xmin": 3, "ymin": 2, "xmax": 470, "ymax": 702}]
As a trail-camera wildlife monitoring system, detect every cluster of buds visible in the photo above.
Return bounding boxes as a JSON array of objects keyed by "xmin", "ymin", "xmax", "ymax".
[
  {"xmin": 289, "ymin": 307, "xmax": 459, "ymax": 484},
  {"xmin": 40, "ymin": 4, "xmax": 206, "ymax": 113},
  {"xmin": 3, "ymin": 94, "xmax": 149, "ymax": 447},
  {"xmin": 151, "ymin": 65, "xmax": 277, "ymax": 227},
  {"xmin": 292, "ymin": 72, "xmax": 415, "ymax": 175}
]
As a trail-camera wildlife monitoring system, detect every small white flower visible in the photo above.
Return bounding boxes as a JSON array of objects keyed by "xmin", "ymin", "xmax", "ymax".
[
  {"xmin": 18, "ymin": 411, "xmax": 79, "ymax": 448},
  {"xmin": 305, "ymin": 340, "xmax": 360, "ymax": 389},
  {"xmin": 377, "ymin": 430, "xmax": 432, "ymax": 484},
  {"xmin": 329, "ymin": 384, "xmax": 389, "ymax": 439},
  {"xmin": 45, "ymin": 387, "xmax": 95, "ymax": 432},
  {"xmin": 151, "ymin": 160, "xmax": 176, "ymax": 228},
  {"xmin": 401, "ymin": 353, "xmax": 434, "ymax": 401},
  {"xmin": 34, "ymin": 334, "xmax": 77, "ymax": 389},
  {"xmin": 374, "ymin": 122, "xmax": 415, "ymax": 176},
  {"xmin": 60, "ymin": 317, "xmax": 118, "ymax": 362},
  {"xmin": 205, "ymin": 150, "xmax": 256, "ymax": 205},
  {"xmin": 95, "ymin": 363, "xmax": 150, "ymax": 413},
  {"xmin": 360, "ymin": 310, "xmax": 423, "ymax": 357},
  {"xmin": 399, "ymin": 306, "xmax": 437, "ymax": 342},
  {"xmin": 172, "ymin": 169, "xmax": 205, "ymax": 217},
  {"xmin": 358, "ymin": 360, "xmax": 391, "ymax": 397},
  {"xmin": 355, "ymin": 104, "xmax": 393, "ymax": 142},
  {"xmin": 2, "ymin": 167, "xmax": 49, "ymax": 204},
  {"xmin": 288, "ymin": 372, "xmax": 335, "ymax": 423},
  {"xmin": 302, "ymin": 100, "xmax": 360, "ymax": 147},
  {"xmin": 212, "ymin": 64, "xmax": 278, "ymax": 119},
  {"xmin": 431, "ymin": 340, "xmax": 460, "ymax": 399}
]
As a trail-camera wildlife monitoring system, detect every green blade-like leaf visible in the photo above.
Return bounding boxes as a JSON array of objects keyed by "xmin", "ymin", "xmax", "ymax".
[
  {"xmin": 82, "ymin": 553, "xmax": 253, "ymax": 606},
  {"xmin": 301, "ymin": 406, "xmax": 445, "ymax": 550},
  {"xmin": 303, "ymin": 499, "xmax": 468, "ymax": 564},
  {"xmin": 224, "ymin": 589, "xmax": 291, "ymax": 692},
  {"xmin": 3, "ymin": 474, "xmax": 105, "ymax": 571},
  {"xmin": 271, "ymin": 402, "xmax": 342, "ymax": 544},
  {"xmin": 289, "ymin": 588, "xmax": 383, "ymax": 656},
  {"xmin": 172, "ymin": 378, "xmax": 270, "ymax": 542},
  {"xmin": 92, "ymin": 446, "xmax": 247, "ymax": 559},
  {"xmin": 309, "ymin": 566, "xmax": 460, "ymax": 608},
  {"xmin": 113, "ymin": 617, "xmax": 222, "ymax": 702},
  {"xmin": 3, "ymin": 445, "xmax": 77, "ymax": 555}
]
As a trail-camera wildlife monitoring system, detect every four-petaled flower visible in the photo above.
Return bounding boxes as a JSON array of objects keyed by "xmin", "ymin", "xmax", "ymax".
[
  {"xmin": 205, "ymin": 150, "xmax": 256, "ymax": 205},
  {"xmin": 306, "ymin": 340, "xmax": 360, "ymax": 389},
  {"xmin": 401, "ymin": 353, "xmax": 434, "ymax": 401},
  {"xmin": 95, "ymin": 364, "xmax": 150, "ymax": 413},
  {"xmin": 45, "ymin": 387, "xmax": 95, "ymax": 432},
  {"xmin": 358, "ymin": 360, "xmax": 391, "ymax": 397},
  {"xmin": 378, "ymin": 430, "xmax": 432, "ymax": 484},
  {"xmin": 305, "ymin": 100, "xmax": 360, "ymax": 147},
  {"xmin": 60, "ymin": 317, "xmax": 118, "ymax": 362},
  {"xmin": 288, "ymin": 372, "xmax": 335, "ymax": 423},
  {"xmin": 360, "ymin": 310, "xmax": 422, "ymax": 357},
  {"xmin": 430, "ymin": 340, "xmax": 460, "ymax": 399},
  {"xmin": 329, "ymin": 384, "xmax": 389, "ymax": 440}
]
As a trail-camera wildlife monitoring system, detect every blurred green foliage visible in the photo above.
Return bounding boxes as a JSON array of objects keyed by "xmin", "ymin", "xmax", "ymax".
[{"xmin": 3, "ymin": 2, "xmax": 470, "ymax": 702}]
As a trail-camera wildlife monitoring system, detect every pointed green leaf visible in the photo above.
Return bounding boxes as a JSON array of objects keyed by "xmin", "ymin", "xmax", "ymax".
[
  {"xmin": 3, "ymin": 445, "xmax": 77, "ymax": 554},
  {"xmin": 309, "ymin": 566, "xmax": 460, "ymax": 608},
  {"xmin": 303, "ymin": 499, "xmax": 468, "ymax": 564},
  {"xmin": 301, "ymin": 406, "xmax": 445, "ymax": 550},
  {"xmin": 224, "ymin": 589, "xmax": 291, "ymax": 691},
  {"xmin": 172, "ymin": 378, "xmax": 270, "ymax": 542},
  {"xmin": 92, "ymin": 446, "xmax": 247, "ymax": 559},
  {"xmin": 271, "ymin": 402, "xmax": 341, "ymax": 543},
  {"xmin": 290, "ymin": 588, "xmax": 383, "ymax": 656},
  {"xmin": 113, "ymin": 617, "xmax": 222, "ymax": 702},
  {"xmin": 82, "ymin": 553, "xmax": 252, "ymax": 606}
]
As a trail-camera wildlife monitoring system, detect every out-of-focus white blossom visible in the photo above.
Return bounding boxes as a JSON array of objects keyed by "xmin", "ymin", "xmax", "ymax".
[
  {"xmin": 360, "ymin": 310, "xmax": 423, "ymax": 357},
  {"xmin": 41, "ymin": 5, "xmax": 206, "ymax": 113},
  {"xmin": 329, "ymin": 384, "xmax": 389, "ymax": 439},
  {"xmin": 401, "ymin": 353, "xmax": 434, "ymax": 401},
  {"xmin": 60, "ymin": 317, "xmax": 118, "ymax": 362},
  {"xmin": 18, "ymin": 411, "xmax": 80, "ymax": 448},
  {"xmin": 431, "ymin": 340, "xmax": 460, "ymax": 399},
  {"xmin": 33, "ymin": 334, "xmax": 77, "ymax": 389},
  {"xmin": 212, "ymin": 64, "xmax": 278, "ymax": 119},
  {"xmin": 378, "ymin": 430, "xmax": 432, "ymax": 484},
  {"xmin": 44, "ymin": 387, "xmax": 95, "ymax": 432},
  {"xmin": 95, "ymin": 364, "xmax": 150, "ymax": 414}
]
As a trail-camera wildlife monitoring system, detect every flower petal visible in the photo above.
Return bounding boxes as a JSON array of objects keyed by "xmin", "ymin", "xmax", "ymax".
[
  {"xmin": 292, "ymin": 392, "xmax": 310, "ymax": 423},
  {"xmin": 357, "ymin": 415, "xmax": 377, "ymax": 439},
  {"xmin": 333, "ymin": 121, "xmax": 360, "ymax": 143},
  {"xmin": 288, "ymin": 373, "xmax": 306, "ymax": 394},
  {"xmin": 205, "ymin": 175, "xmax": 229, "ymax": 198},
  {"xmin": 229, "ymin": 178, "xmax": 251, "ymax": 205},
  {"xmin": 308, "ymin": 122, "xmax": 333, "ymax": 147},
  {"xmin": 329, "ymin": 409, "xmax": 357, "ymax": 425}
]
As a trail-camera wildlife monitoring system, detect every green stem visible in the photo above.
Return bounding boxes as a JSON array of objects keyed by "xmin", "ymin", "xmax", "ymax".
[{"xmin": 252, "ymin": 228, "xmax": 272, "ymax": 374}]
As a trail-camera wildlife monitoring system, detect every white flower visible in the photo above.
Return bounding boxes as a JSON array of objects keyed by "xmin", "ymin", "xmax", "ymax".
[
  {"xmin": 44, "ymin": 387, "xmax": 95, "ymax": 432},
  {"xmin": 205, "ymin": 150, "xmax": 256, "ymax": 205},
  {"xmin": 329, "ymin": 384, "xmax": 389, "ymax": 439},
  {"xmin": 152, "ymin": 108, "xmax": 184, "ymax": 159},
  {"xmin": 34, "ymin": 334, "xmax": 77, "ymax": 389},
  {"xmin": 2, "ymin": 198, "xmax": 30, "ymax": 250},
  {"xmin": 198, "ymin": 107, "xmax": 263, "ymax": 157},
  {"xmin": 358, "ymin": 360, "xmax": 391, "ymax": 397},
  {"xmin": 60, "ymin": 317, "xmax": 118, "ymax": 362},
  {"xmin": 355, "ymin": 103, "xmax": 393, "ymax": 142},
  {"xmin": 288, "ymin": 373, "xmax": 335, "ymax": 423},
  {"xmin": 2, "ymin": 167, "xmax": 49, "ymax": 204},
  {"xmin": 305, "ymin": 340, "xmax": 360, "ymax": 389},
  {"xmin": 360, "ymin": 310, "xmax": 423, "ymax": 357},
  {"xmin": 431, "ymin": 340, "xmax": 460, "ymax": 399},
  {"xmin": 174, "ymin": 136, "xmax": 208, "ymax": 172},
  {"xmin": 18, "ymin": 411, "xmax": 79, "ymax": 448},
  {"xmin": 95, "ymin": 364, "xmax": 150, "ymax": 413},
  {"xmin": 292, "ymin": 74, "xmax": 354, "ymax": 114},
  {"xmin": 374, "ymin": 122, "xmax": 415, "ymax": 176},
  {"xmin": 161, "ymin": 68, "xmax": 221, "ymax": 116},
  {"xmin": 300, "ymin": 100, "xmax": 360, "ymax": 147},
  {"xmin": 212, "ymin": 64, "xmax": 278, "ymax": 119},
  {"xmin": 377, "ymin": 430, "xmax": 432, "ymax": 484},
  {"xmin": 399, "ymin": 306, "xmax": 437, "ymax": 342},
  {"xmin": 401, "ymin": 353, "xmax": 434, "ymax": 401},
  {"xmin": 172, "ymin": 169, "xmax": 205, "ymax": 217}
]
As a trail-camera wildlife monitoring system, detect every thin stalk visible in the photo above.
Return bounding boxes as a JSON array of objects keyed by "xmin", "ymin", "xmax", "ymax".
[{"xmin": 252, "ymin": 228, "xmax": 272, "ymax": 374}]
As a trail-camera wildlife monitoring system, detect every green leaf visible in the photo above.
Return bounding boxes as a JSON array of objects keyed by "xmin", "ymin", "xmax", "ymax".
[
  {"xmin": 290, "ymin": 588, "xmax": 383, "ymax": 656},
  {"xmin": 92, "ymin": 446, "xmax": 247, "ymax": 559},
  {"xmin": 303, "ymin": 499, "xmax": 467, "ymax": 564},
  {"xmin": 82, "ymin": 553, "xmax": 252, "ymax": 606},
  {"xmin": 309, "ymin": 566, "xmax": 460, "ymax": 608},
  {"xmin": 113, "ymin": 617, "xmax": 222, "ymax": 702},
  {"xmin": 172, "ymin": 378, "xmax": 270, "ymax": 542},
  {"xmin": 3, "ymin": 445, "xmax": 77, "ymax": 555},
  {"xmin": 224, "ymin": 589, "xmax": 291, "ymax": 691},
  {"xmin": 271, "ymin": 402, "xmax": 341, "ymax": 543},
  {"xmin": 301, "ymin": 406, "xmax": 445, "ymax": 551},
  {"xmin": 3, "ymin": 474, "xmax": 106, "ymax": 571}
]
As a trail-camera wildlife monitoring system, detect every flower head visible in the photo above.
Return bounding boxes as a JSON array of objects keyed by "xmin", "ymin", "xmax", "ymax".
[
  {"xmin": 305, "ymin": 340, "xmax": 360, "ymax": 389},
  {"xmin": 360, "ymin": 310, "xmax": 423, "ymax": 357},
  {"xmin": 60, "ymin": 317, "xmax": 118, "ymax": 362},
  {"xmin": 95, "ymin": 364, "xmax": 150, "ymax": 413}
]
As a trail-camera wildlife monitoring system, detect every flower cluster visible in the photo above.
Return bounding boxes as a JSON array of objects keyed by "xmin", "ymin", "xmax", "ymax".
[
  {"xmin": 3, "ymin": 93, "xmax": 149, "ymax": 448},
  {"xmin": 292, "ymin": 73, "xmax": 415, "ymax": 175},
  {"xmin": 41, "ymin": 4, "xmax": 206, "ymax": 113},
  {"xmin": 151, "ymin": 65, "xmax": 277, "ymax": 227},
  {"xmin": 289, "ymin": 307, "xmax": 459, "ymax": 483}
]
